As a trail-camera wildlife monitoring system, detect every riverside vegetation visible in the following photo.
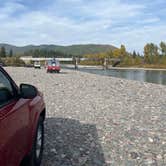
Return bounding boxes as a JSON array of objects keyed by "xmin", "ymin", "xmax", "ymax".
[
  {"xmin": 81, "ymin": 41, "xmax": 166, "ymax": 68},
  {"xmin": 0, "ymin": 41, "xmax": 166, "ymax": 68}
]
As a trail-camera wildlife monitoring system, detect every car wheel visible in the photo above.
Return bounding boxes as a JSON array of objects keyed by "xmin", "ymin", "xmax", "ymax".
[{"xmin": 28, "ymin": 117, "xmax": 44, "ymax": 166}]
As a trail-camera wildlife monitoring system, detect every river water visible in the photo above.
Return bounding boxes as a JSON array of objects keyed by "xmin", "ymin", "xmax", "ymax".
[{"xmin": 79, "ymin": 68, "xmax": 166, "ymax": 85}]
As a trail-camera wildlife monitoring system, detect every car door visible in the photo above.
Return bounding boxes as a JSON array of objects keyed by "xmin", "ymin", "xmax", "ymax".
[{"xmin": 0, "ymin": 69, "xmax": 30, "ymax": 166}]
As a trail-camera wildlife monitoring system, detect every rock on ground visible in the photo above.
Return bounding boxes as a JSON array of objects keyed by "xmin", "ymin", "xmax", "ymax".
[{"xmin": 5, "ymin": 67, "xmax": 166, "ymax": 166}]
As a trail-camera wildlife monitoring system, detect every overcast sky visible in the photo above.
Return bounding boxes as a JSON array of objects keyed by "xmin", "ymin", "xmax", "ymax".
[{"xmin": 0, "ymin": 0, "xmax": 166, "ymax": 52}]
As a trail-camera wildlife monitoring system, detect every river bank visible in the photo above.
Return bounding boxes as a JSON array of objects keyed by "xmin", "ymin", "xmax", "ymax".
[
  {"xmin": 5, "ymin": 67, "xmax": 166, "ymax": 166},
  {"xmin": 62, "ymin": 64, "xmax": 166, "ymax": 71},
  {"xmin": 62, "ymin": 65, "xmax": 166, "ymax": 85}
]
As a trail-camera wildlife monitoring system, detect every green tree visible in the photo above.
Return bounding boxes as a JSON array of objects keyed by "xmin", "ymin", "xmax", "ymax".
[
  {"xmin": 120, "ymin": 44, "xmax": 127, "ymax": 57},
  {"xmin": 132, "ymin": 51, "xmax": 137, "ymax": 58},
  {"xmin": 106, "ymin": 49, "xmax": 113, "ymax": 58},
  {"xmin": 4, "ymin": 56, "xmax": 25, "ymax": 66},
  {"xmin": 113, "ymin": 48, "xmax": 121, "ymax": 57},
  {"xmin": 9, "ymin": 49, "xmax": 13, "ymax": 57},
  {"xmin": 144, "ymin": 43, "xmax": 159, "ymax": 63},
  {"xmin": 160, "ymin": 41, "xmax": 166, "ymax": 56},
  {"xmin": 113, "ymin": 44, "xmax": 127, "ymax": 58},
  {"xmin": 137, "ymin": 52, "xmax": 141, "ymax": 57},
  {"xmin": 0, "ymin": 46, "xmax": 6, "ymax": 57}
]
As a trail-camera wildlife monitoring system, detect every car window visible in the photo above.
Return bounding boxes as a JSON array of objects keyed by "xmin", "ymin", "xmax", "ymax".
[
  {"xmin": 34, "ymin": 61, "xmax": 40, "ymax": 65},
  {"xmin": 47, "ymin": 60, "xmax": 59, "ymax": 66},
  {"xmin": 0, "ymin": 70, "xmax": 15, "ymax": 107}
]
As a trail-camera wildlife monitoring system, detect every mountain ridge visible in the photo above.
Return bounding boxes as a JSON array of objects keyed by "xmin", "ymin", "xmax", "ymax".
[{"xmin": 0, "ymin": 43, "xmax": 117, "ymax": 56}]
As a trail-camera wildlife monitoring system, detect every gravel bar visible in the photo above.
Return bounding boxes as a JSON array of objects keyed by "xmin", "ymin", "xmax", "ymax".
[{"xmin": 6, "ymin": 67, "xmax": 166, "ymax": 166}]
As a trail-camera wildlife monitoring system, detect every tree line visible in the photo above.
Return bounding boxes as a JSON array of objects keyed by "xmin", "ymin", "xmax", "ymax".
[
  {"xmin": 0, "ymin": 47, "xmax": 75, "ymax": 58},
  {"xmin": 82, "ymin": 41, "xmax": 166, "ymax": 67},
  {"xmin": 0, "ymin": 46, "xmax": 13, "ymax": 57},
  {"xmin": 0, "ymin": 41, "xmax": 166, "ymax": 68},
  {"xmin": 144, "ymin": 42, "xmax": 166, "ymax": 64},
  {"xmin": 23, "ymin": 49, "xmax": 74, "ymax": 58}
]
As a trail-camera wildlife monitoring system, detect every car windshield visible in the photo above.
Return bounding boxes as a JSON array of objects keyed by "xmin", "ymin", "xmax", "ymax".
[
  {"xmin": 34, "ymin": 61, "xmax": 40, "ymax": 65},
  {"xmin": 47, "ymin": 60, "xmax": 59, "ymax": 66}
]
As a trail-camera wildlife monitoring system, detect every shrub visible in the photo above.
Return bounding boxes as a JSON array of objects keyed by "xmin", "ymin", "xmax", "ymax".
[{"xmin": 4, "ymin": 56, "xmax": 25, "ymax": 67}]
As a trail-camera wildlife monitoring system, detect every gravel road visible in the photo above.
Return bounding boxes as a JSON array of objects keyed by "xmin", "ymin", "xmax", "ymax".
[{"xmin": 5, "ymin": 67, "xmax": 166, "ymax": 166}]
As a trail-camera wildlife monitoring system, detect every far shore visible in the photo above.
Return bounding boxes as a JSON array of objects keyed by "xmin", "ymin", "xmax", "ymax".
[{"xmin": 62, "ymin": 64, "xmax": 166, "ymax": 71}]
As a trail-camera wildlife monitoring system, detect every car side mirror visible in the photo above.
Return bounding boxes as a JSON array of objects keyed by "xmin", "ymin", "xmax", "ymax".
[{"xmin": 20, "ymin": 84, "xmax": 37, "ymax": 99}]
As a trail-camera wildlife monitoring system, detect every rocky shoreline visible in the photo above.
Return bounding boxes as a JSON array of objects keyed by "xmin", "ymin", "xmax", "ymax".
[{"xmin": 6, "ymin": 67, "xmax": 166, "ymax": 166}]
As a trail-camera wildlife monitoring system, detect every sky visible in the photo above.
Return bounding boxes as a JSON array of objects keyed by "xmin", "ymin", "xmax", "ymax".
[{"xmin": 0, "ymin": 0, "xmax": 166, "ymax": 52}]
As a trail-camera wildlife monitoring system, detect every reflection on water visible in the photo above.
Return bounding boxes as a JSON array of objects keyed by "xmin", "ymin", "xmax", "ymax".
[{"xmin": 79, "ymin": 68, "xmax": 166, "ymax": 85}]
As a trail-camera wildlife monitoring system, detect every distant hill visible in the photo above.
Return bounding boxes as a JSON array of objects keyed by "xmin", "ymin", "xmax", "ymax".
[{"xmin": 0, "ymin": 43, "xmax": 117, "ymax": 56}]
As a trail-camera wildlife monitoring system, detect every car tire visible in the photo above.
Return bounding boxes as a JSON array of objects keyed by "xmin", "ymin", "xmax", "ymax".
[{"xmin": 27, "ymin": 117, "xmax": 44, "ymax": 166}]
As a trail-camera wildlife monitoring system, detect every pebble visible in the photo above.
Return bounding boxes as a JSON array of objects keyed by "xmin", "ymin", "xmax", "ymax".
[
  {"xmin": 50, "ymin": 148, "xmax": 57, "ymax": 154},
  {"xmin": 148, "ymin": 137, "xmax": 154, "ymax": 143},
  {"xmin": 5, "ymin": 67, "xmax": 166, "ymax": 166}
]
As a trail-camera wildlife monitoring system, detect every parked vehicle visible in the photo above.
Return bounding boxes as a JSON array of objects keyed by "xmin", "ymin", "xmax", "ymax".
[
  {"xmin": 34, "ymin": 61, "xmax": 41, "ymax": 69},
  {"xmin": 46, "ymin": 59, "xmax": 61, "ymax": 73},
  {"xmin": 0, "ymin": 66, "xmax": 46, "ymax": 166}
]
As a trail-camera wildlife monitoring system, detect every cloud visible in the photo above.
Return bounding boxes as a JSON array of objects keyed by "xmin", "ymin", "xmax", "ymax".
[{"xmin": 0, "ymin": 0, "xmax": 166, "ymax": 52}]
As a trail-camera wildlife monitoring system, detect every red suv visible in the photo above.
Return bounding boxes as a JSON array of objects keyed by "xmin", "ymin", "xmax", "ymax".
[
  {"xmin": 0, "ymin": 66, "xmax": 46, "ymax": 166},
  {"xmin": 46, "ymin": 60, "xmax": 61, "ymax": 73}
]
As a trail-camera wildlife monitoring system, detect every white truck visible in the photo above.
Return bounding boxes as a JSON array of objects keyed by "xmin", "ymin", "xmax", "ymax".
[{"xmin": 34, "ymin": 61, "xmax": 41, "ymax": 69}]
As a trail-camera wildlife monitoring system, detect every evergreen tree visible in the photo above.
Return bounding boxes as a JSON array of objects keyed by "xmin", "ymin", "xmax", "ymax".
[
  {"xmin": 0, "ymin": 46, "xmax": 6, "ymax": 57},
  {"xmin": 137, "ymin": 52, "xmax": 141, "ymax": 57},
  {"xmin": 132, "ymin": 50, "xmax": 137, "ymax": 58},
  {"xmin": 120, "ymin": 44, "xmax": 127, "ymax": 57},
  {"xmin": 160, "ymin": 41, "xmax": 166, "ymax": 56},
  {"xmin": 9, "ymin": 49, "xmax": 13, "ymax": 57}
]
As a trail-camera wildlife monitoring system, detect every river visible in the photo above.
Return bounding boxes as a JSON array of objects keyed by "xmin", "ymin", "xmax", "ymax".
[{"xmin": 79, "ymin": 68, "xmax": 166, "ymax": 85}]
